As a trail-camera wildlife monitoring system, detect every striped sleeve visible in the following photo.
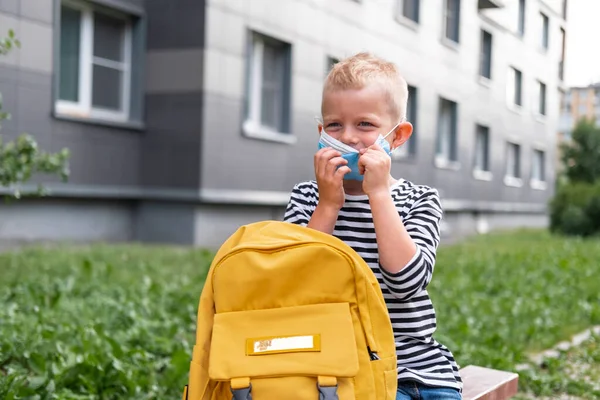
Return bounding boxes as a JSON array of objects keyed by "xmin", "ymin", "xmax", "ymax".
[
  {"xmin": 283, "ymin": 183, "xmax": 317, "ymax": 226},
  {"xmin": 380, "ymin": 188, "xmax": 443, "ymax": 301}
]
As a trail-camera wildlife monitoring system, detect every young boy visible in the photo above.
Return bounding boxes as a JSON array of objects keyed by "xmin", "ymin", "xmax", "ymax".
[{"xmin": 283, "ymin": 52, "xmax": 463, "ymax": 400}]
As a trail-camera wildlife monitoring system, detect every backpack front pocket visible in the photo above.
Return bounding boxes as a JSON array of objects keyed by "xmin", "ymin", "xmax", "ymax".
[{"xmin": 208, "ymin": 302, "xmax": 359, "ymax": 399}]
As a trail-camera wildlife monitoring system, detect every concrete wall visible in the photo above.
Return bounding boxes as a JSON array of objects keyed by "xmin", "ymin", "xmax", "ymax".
[
  {"xmin": 134, "ymin": 201, "xmax": 196, "ymax": 245},
  {"xmin": 0, "ymin": 197, "xmax": 549, "ymax": 251},
  {"xmin": 194, "ymin": 204, "xmax": 282, "ymax": 249},
  {"xmin": 142, "ymin": 0, "xmax": 206, "ymax": 190},
  {"xmin": 441, "ymin": 210, "xmax": 549, "ymax": 245},
  {"xmin": 0, "ymin": 198, "xmax": 134, "ymax": 244},
  {"xmin": 199, "ymin": 0, "xmax": 564, "ymax": 207}
]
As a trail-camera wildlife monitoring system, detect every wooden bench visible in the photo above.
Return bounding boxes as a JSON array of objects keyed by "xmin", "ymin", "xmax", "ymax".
[{"xmin": 461, "ymin": 365, "xmax": 519, "ymax": 400}]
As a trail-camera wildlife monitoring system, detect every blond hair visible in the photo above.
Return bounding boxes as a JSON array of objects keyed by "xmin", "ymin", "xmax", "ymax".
[{"xmin": 323, "ymin": 52, "xmax": 409, "ymax": 120}]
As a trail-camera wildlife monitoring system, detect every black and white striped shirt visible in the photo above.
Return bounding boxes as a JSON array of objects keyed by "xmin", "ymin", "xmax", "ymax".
[{"xmin": 283, "ymin": 179, "xmax": 463, "ymax": 391}]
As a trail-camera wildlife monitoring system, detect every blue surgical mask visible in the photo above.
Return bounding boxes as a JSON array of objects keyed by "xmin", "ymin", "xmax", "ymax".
[{"xmin": 317, "ymin": 124, "xmax": 399, "ymax": 181}]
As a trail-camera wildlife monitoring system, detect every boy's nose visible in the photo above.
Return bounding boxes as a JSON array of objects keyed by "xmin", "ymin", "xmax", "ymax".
[{"xmin": 339, "ymin": 128, "xmax": 358, "ymax": 146}]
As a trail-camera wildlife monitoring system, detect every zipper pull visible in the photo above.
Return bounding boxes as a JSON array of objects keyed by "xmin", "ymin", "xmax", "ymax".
[{"xmin": 367, "ymin": 347, "xmax": 380, "ymax": 360}]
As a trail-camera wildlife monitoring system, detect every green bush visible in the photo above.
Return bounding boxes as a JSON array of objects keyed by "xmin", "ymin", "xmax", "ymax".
[
  {"xmin": 549, "ymin": 182, "xmax": 600, "ymax": 237},
  {"xmin": 560, "ymin": 117, "xmax": 600, "ymax": 184}
]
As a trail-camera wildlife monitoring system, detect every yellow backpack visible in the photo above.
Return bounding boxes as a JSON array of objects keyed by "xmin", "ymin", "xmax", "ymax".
[{"xmin": 182, "ymin": 220, "xmax": 397, "ymax": 400}]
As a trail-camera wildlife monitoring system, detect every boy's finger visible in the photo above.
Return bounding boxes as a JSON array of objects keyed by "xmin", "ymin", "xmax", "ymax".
[
  {"xmin": 326, "ymin": 156, "xmax": 347, "ymax": 176},
  {"xmin": 358, "ymin": 152, "xmax": 377, "ymax": 174},
  {"xmin": 315, "ymin": 149, "xmax": 339, "ymax": 172},
  {"xmin": 357, "ymin": 157, "xmax": 366, "ymax": 174},
  {"xmin": 316, "ymin": 147, "xmax": 335, "ymax": 157},
  {"xmin": 335, "ymin": 166, "xmax": 351, "ymax": 179},
  {"xmin": 358, "ymin": 152, "xmax": 372, "ymax": 166},
  {"xmin": 317, "ymin": 148, "xmax": 340, "ymax": 163}
]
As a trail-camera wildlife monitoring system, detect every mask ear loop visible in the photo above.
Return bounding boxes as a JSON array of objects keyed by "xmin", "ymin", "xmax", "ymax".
[
  {"xmin": 384, "ymin": 118, "xmax": 406, "ymax": 153},
  {"xmin": 314, "ymin": 116, "xmax": 325, "ymax": 134}
]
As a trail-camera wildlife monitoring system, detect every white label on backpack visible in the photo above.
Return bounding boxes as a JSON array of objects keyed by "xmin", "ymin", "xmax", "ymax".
[{"xmin": 247, "ymin": 334, "xmax": 321, "ymax": 355}]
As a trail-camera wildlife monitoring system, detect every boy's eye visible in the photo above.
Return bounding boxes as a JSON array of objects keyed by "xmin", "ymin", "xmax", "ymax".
[
  {"xmin": 358, "ymin": 121, "xmax": 375, "ymax": 127},
  {"xmin": 325, "ymin": 122, "xmax": 341, "ymax": 128}
]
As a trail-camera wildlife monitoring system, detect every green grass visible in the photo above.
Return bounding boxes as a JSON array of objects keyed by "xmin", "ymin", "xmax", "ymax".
[
  {"xmin": 1, "ymin": 229, "xmax": 600, "ymax": 398},
  {"xmin": 0, "ymin": 244, "xmax": 213, "ymax": 399},
  {"xmin": 516, "ymin": 333, "xmax": 600, "ymax": 399},
  {"xmin": 430, "ymin": 229, "xmax": 600, "ymax": 397}
]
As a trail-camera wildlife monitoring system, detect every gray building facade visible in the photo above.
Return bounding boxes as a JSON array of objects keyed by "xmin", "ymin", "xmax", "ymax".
[{"xmin": 0, "ymin": 0, "xmax": 567, "ymax": 248}]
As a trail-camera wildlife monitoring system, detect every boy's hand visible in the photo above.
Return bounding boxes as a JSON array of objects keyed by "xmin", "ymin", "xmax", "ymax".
[
  {"xmin": 314, "ymin": 148, "xmax": 350, "ymax": 210},
  {"xmin": 359, "ymin": 144, "xmax": 391, "ymax": 196}
]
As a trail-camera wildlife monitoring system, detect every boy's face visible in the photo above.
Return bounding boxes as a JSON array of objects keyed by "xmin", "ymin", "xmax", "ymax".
[{"xmin": 320, "ymin": 83, "xmax": 412, "ymax": 151}]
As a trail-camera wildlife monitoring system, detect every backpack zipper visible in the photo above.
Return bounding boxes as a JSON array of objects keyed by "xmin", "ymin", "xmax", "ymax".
[{"xmin": 368, "ymin": 346, "xmax": 380, "ymax": 361}]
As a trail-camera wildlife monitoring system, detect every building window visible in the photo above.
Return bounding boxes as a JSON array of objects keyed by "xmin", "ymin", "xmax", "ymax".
[
  {"xmin": 326, "ymin": 56, "xmax": 339, "ymax": 75},
  {"xmin": 243, "ymin": 32, "xmax": 292, "ymax": 141},
  {"xmin": 474, "ymin": 124, "xmax": 491, "ymax": 175},
  {"xmin": 532, "ymin": 149, "xmax": 546, "ymax": 182},
  {"xmin": 518, "ymin": 0, "xmax": 526, "ymax": 36},
  {"xmin": 540, "ymin": 12, "xmax": 549, "ymax": 50},
  {"xmin": 56, "ymin": 2, "xmax": 134, "ymax": 122},
  {"xmin": 505, "ymin": 142, "xmax": 522, "ymax": 186},
  {"xmin": 565, "ymin": 90, "xmax": 572, "ymax": 106},
  {"xmin": 538, "ymin": 81, "xmax": 547, "ymax": 116},
  {"xmin": 400, "ymin": 0, "xmax": 420, "ymax": 23},
  {"xmin": 479, "ymin": 30, "xmax": 492, "ymax": 79},
  {"xmin": 558, "ymin": 89, "xmax": 568, "ymax": 128},
  {"xmin": 507, "ymin": 67, "xmax": 523, "ymax": 107},
  {"xmin": 559, "ymin": 27, "xmax": 566, "ymax": 81},
  {"xmin": 444, "ymin": 0, "xmax": 461, "ymax": 43},
  {"xmin": 394, "ymin": 85, "xmax": 418, "ymax": 159},
  {"xmin": 435, "ymin": 97, "xmax": 458, "ymax": 166}
]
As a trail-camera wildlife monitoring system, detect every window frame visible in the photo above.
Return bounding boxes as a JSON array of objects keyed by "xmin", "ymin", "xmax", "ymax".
[
  {"xmin": 540, "ymin": 11, "xmax": 549, "ymax": 50},
  {"xmin": 479, "ymin": 29, "xmax": 493, "ymax": 80},
  {"xmin": 537, "ymin": 80, "xmax": 547, "ymax": 116},
  {"xmin": 473, "ymin": 124, "xmax": 492, "ymax": 180},
  {"xmin": 518, "ymin": 0, "xmax": 526, "ymax": 37},
  {"xmin": 242, "ymin": 31, "xmax": 294, "ymax": 144},
  {"xmin": 55, "ymin": 0, "xmax": 133, "ymax": 123},
  {"xmin": 506, "ymin": 66, "xmax": 523, "ymax": 109},
  {"xmin": 530, "ymin": 148, "xmax": 547, "ymax": 189},
  {"xmin": 393, "ymin": 85, "xmax": 418, "ymax": 161},
  {"xmin": 399, "ymin": 0, "xmax": 420, "ymax": 24},
  {"xmin": 435, "ymin": 96, "xmax": 460, "ymax": 170},
  {"xmin": 326, "ymin": 56, "xmax": 340, "ymax": 76},
  {"xmin": 504, "ymin": 141, "xmax": 523, "ymax": 187},
  {"xmin": 443, "ymin": 0, "xmax": 461, "ymax": 44},
  {"xmin": 559, "ymin": 27, "xmax": 566, "ymax": 80}
]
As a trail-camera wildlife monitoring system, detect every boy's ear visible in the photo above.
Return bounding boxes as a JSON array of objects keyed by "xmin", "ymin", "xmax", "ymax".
[
  {"xmin": 391, "ymin": 121, "xmax": 413, "ymax": 150},
  {"xmin": 317, "ymin": 123, "xmax": 323, "ymax": 136}
]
